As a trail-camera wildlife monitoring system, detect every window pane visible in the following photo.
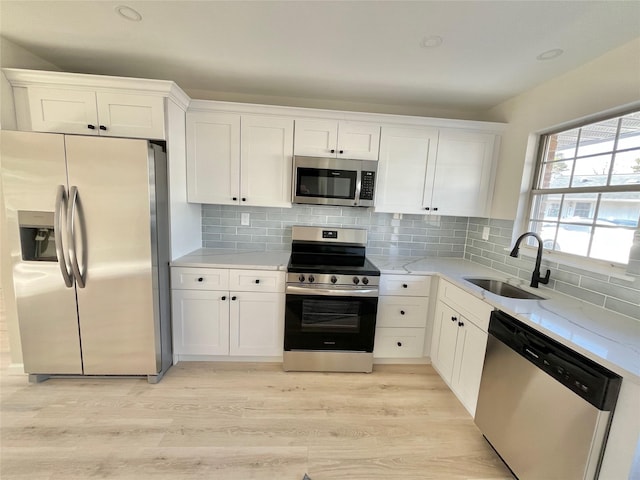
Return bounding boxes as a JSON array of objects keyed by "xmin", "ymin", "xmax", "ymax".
[
  {"xmin": 572, "ymin": 153, "xmax": 612, "ymax": 187},
  {"xmin": 539, "ymin": 160, "xmax": 572, "ymax": 188},
  {"xmin": 533, "ymin": 220, "xmax": 561, "ymax": 250},
  {"xmin": 554, "ymin": 223, "xmax": 592, "ymax": 257},
  {"xmin": 531, "ymin": 193, "xmax": 562, "ymax": 221},
  {"xmin": 618, "ymin": 112, "xmax": 640, "ymax": 150},
  {"xmin": 597, "ymin": 192, "xmax": 640, "ymax": 228},
  {"xmin": 560, "ymin": 193, "xmax": 598, "ymax": 221},
  {"xmin": 611, "ymin": 148, "xmax": 640, "ymax": 186},
  {"xmin": 591, "ymin": 227, "xmax": 635, "ymax": 263},
  {"xmin": 548, "ymin": 129, "xmax": 579, "ymax": 159},
  {"xmin": 576, "ymin": 117, "xmax": 618, "ymax": 157}
]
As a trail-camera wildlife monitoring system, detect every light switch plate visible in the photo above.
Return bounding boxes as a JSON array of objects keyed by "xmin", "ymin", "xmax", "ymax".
[
  {"xmin": 482, "ymin": 226, "xmax": 490, "ymax": 240},
  {"xmin": 241, "ymin": 212, "xmax": 250, "ymax": 226}
]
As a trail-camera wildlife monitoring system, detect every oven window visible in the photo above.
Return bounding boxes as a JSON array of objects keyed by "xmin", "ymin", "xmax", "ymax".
[
  {"xmin": 297, "ymin": 168, "xmax": 356, "ymax": 199},
  {"xmin": 301, "ymin": 298, "xmax": 360, "ymax": 331}
]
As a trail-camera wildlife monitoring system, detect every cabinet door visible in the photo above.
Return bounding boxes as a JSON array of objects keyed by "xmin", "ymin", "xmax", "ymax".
[
  {"xmin": 375, "ymin": 126, "xmax": 438, "ymax": 214},
  {"xmin": 430, "ymin": 129, "xmax": 497, "ymax": 217},
  {"xmin": 337, "ymin": 122, "xmax": 380, "ymax": 160},
  {"xmin": 293, "ymin": 119, "xmax": 338, "ymax": 157},
  {"xmin": 229, "ymin": 292, "xmax": 284, "ymax": 356},
  {"xmin": 27, "ymin": 86, "xmax": 99, "ymax": 135},
  {"xmin": 240, "ymin": 115, "xmax": 294, "ymax": 207},
  {"xmin": 172, "ymin": 290, "xmax": 230, "ymax": 355},
  {"xmin": 96, "ymin": 92, "xmax": 165, "ymax": 139},
  {"xmin": 452, "ymin": 317, "xmax": 488, "ymax": 416},
  {"xmin": 431, "ymin": 301, "xmax": 459, "ymax": 384},
  {"xmin": 186, "ymin": 111, "xmax": 240, "ymax": 204}
]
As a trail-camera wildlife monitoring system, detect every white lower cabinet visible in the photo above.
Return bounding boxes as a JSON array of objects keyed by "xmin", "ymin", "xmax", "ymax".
[
  {"xmin": 431, "ymin": 278, "xmax": 493, "ymax": 416},
  {"xmin": 374, "ymin": 274, "xmax": 431, "ymax": 360},
  {"xmin": 171, "ymin": 267, "xmax": 285, "ymax": 359}
]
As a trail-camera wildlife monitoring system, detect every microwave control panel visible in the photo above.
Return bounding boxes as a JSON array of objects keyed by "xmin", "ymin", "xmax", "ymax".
[{"xmin": 360, "ymin": 171, "xmax": 376, "ymax": 200}]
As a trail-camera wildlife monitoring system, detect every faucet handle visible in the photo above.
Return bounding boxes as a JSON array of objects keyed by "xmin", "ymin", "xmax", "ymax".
[{"xmin": 539, "ymin": 269, "xmax": 551, "ymax": 285}]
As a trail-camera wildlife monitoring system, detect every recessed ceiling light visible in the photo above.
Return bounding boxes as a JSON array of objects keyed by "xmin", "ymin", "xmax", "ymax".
[
  {"xmin": 115, "ymin": 5, "xmax": 142, "ymax": 22},
  {"xmin": 537, "ymin": 48, "xmax": 564, "ymax": 61},
  {"xmin": 421, "ymin": 35, "xmax": 444, "ymax": 49}
]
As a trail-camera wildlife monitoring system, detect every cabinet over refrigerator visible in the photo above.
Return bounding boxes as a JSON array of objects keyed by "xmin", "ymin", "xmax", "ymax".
[{"xmin": 1, "ymin": 131, "xmax": 172, "ymax": 383}]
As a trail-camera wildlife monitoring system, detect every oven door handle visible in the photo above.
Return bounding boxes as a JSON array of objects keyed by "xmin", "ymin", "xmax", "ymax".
[{"xmin": 286, "ymin": 285, "xmax": 379, "ymax": 297}]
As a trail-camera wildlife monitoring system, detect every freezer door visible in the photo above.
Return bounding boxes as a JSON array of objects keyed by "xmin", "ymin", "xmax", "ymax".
[
  {"xmin": 1, "ymin": 131, "xmax": 82, "ymax": 374},
  {"xmin": 64, "ymin": 135, "xmax": 158, "ymax": 375}
]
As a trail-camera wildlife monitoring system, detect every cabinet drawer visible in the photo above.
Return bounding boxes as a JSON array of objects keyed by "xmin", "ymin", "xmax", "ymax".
[
  {"xmin": 229, "ymin": 269, "xmax": 285, "ymax": 293},
  {"xmin": 438, "ymin": 279, "xmax": 493, "ymax": 331},
  {"xmin": 376, "ymin": 296, "xmax": 429, "ymax": 328},
  {"xmin": 374, "ymin": 327, "xmax": 426, "ymax": 358},
  {"xmin": 171, "ymin": 267, "xmax": 229, "ymax": 290},
  {"xmin": 379, "ymin": 274, "xmax": 431, "ymax": 296}
]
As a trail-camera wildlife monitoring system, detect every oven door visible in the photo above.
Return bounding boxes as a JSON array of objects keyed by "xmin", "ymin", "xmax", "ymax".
[
  {"xmin": 284, "ymin": 285, "xmax": 378, "ymax": 352},
  {"xmin": 293, "ymin": 156, "xmax": 359, "ymax": 206}
]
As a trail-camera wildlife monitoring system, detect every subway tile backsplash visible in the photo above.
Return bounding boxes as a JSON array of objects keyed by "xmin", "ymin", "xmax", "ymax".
[{"xmin": 200, "ymin": 206, "xmax": 640, "ymax": 320}]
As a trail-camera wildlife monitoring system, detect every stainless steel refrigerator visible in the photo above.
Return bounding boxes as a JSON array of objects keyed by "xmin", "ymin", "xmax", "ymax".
[{"xmin": 1, "ymin": 130, "xmax": 172, "ymax": 383}]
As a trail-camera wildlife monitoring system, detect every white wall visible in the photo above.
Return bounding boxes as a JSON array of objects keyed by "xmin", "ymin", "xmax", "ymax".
[
  {"xmin": 487, "ymin": 37, "xmax": 640, "ymax": 222},
  {"xmin": 0, "ymin": 37, "xmax": 62, "ymax": 369}
]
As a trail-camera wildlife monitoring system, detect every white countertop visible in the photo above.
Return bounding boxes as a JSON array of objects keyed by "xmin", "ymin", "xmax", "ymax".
[
  {"xmin": 170, "ymin": 248, "xmax": 640, "ymax": 382},
  {"xmin": 171, "ymin": 248, "xmax": 290, "ymax": 270},
  {"xmin": 370, "ymin": 255, "xmax": 640, "ymax": 383}
]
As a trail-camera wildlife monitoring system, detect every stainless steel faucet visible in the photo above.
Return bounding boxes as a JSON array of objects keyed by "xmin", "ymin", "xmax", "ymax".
[{"xmin": 509, "ymin": 232, "xmax": 551, "ymax": 288}]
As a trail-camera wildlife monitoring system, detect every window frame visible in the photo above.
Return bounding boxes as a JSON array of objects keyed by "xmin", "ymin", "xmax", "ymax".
[{"xmin": 525, "ymin": 109, "xmax": 640, "ymax": 267}]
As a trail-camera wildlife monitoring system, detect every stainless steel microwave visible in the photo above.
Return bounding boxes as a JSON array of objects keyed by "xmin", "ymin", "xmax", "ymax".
[{"xmin": 292, "ymin": 156, "xmax": 377, "ymax": 207}]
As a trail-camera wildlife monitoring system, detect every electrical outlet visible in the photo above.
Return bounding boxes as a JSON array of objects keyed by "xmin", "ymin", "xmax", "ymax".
[
  {"xmin": 241, "ymin": 212, "xmax": 250, "ymax": 226},
  {"xmin": 482, "ymin": 226, "xmax": 490, "ymax": 241}
]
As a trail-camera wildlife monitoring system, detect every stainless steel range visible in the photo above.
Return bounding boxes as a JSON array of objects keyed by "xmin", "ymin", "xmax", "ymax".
[{"xmin": 284, "ymin": 226, "xmax": 380, "ymax": 373}]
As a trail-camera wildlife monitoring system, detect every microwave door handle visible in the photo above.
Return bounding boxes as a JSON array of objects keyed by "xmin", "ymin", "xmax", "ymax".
[
  {"xmin": 354, "ymin": 169, "xmax": 362, "ymax": 205},
  {"xmin": 54, "ymin": 185, "xmax": 73, "ymax": 287},
  {"xmin": 67, "ymin": 186, "xmax": 86, "ymax": 288}
]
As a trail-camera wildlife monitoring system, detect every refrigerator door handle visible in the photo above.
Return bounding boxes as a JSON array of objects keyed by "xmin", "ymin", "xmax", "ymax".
[
  {"xmin": 54, "ymin": 185, "xmax": 73, "ymax": 287},
  {"xmin": 67, "ymin": 186, "xmax": 86, "ymax": 288}
]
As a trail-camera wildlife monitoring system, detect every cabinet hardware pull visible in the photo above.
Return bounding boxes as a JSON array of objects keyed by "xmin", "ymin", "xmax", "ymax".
[
  {"xmin": 458, "ymin": 321, "xmax": 464, "ymax": 327},
  {"xmin": 451, "ymin": 316, "xmax": 457, "ymax": 322},
  {"xmin": 400, "ymin": 310, "xmax": 405, "ymax": 315},
  {"xmin": 433, "ymin": 207, "xmax": 438, "ymax": 211},
  {"xmin": 232, "ymin": 197, "xmax": 238, "ymax": 201},
  {"xmin": 255, "ymin": 279, "xmax": 260, "ymax": 284},
  {"xmin": 197, "ymin": 277, "xmax": 204, "ymax": 282},
  {"xmin": 87, "ymin": 124, "xmax": 96, "ymax": 130},
  {"xmin": 330, "ymin": 149, "xmax": 335, "ymax": 153},
  {"xmin": 221, "ymin": 296, "xmax": 226, "ymax": 300},
  {"xmin": 232, "ymin": 296, "xmax": 237, "ymax": 301},
  {"xmin": 402, "ymin": 283, "xmax": 408, "ymax": 288},
  {"xmin": 242, "ymin": 198, "xmax": 246, "ymax": 202},
  {"xmin": 99, "ymin": 125, "xmax": 107, "ymax": 131},
  {"xmin": 339, "ymin": 150, "xmax": 344, "ymax": 154},
  {"xmin": 397, "ymin": 342, "xmax": 402, "ymax": 347},
  {"xmin": 425, "ymin": 207, "xmax": 430, "ymax": 210}
]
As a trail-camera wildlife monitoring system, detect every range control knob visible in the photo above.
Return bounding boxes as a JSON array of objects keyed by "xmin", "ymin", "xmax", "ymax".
[
  {"xmin": 309, "ymin": 275, "xmax": 315, "ymax": 283},
  {"xmin": 331, "ymin": 276, "xmax": 338, "ymax": 284},
  {"xmin": 362, "ymin": 277, "xmax": 369, "ymax": 285},
  {"xmin": 298, "ymin": 274, "xmax": 305, "ymax": 283},
  {"xmin": 353, "ymin": 276, "xmax": 360, "ymax": 285}
]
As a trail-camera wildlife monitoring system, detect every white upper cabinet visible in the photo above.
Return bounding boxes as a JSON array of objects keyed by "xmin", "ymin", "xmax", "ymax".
[
  {"xmin": 26, "ymin": 86, "xmax": 166, "ymax": 139},
  {"xmin": 429, "ymin": 129, "xmax": 497, "ymax": 217},
  {"xmin": 376, "ymin": 126, "xmax": 438, "ymax": 214},
  {"xmin": 186, "ymin": 111, "xmax": 241, "ymax": 205},
  {"xmin": 294, "ymin": 119, "xmax": 380, "ymax": 160},
  {"xmin": 186, "ymin": 111, "xmax": 294, "ymax": 207},
  {"xmin": 240, "ymin": 115, "xmax": 294, "ymax": 208},
  {"xmin": 376, "ymin": 126, "xmax": 498, "ymax": 217}
]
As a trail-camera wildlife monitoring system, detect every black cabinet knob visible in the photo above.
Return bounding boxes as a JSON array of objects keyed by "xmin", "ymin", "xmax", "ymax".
[
  {"xmin": 242, "ymin": 198, "xmax": 246, "ymax": 202},
  {"xmin": 87, "ymin": 124, "xmax": 96, "ymax": 130},
  {"xmin": 400, "ymin": 310, "xmax": 405, "ymax": 315},
  {"xmin": 451, "ymin": 316, "xmax": 457, "ymax": 322},
  {"xmin": 197, "ymin": 277, "xmax": 204, "ymax": 282},
  {"xmin": 397, "ymin": 342, "xmax": 402, "ymax": 347},
  {"xmin": 330, "ymin": 149, "xmax": 335, "ymax": 153},
  {"xmin": 458, "ymin": 321, "xmax": 464, "ymax": 327},
  {"xmin": 433, "ymin": 207, "xmax": 438, "ymax": 211},
  {"xmin": 255, "ymin": 279, "xmax": 260, "ymax": 284},
  {"xmin": 402, "ymin": 283, "xmax": 408, "ymax": 288},
  {"xmin": 231, "ymin": 296, "xmax": 237, "ymax": 301},
  {"xmin": 339, "ymin": 150, "xmax": 344, "ymax": 154},
  {"xmin": 99, "ymin": 125, "xmax": 107, "ymax": 131},
  {"xmin": 425, "ymin": 207, "xmax": 430, "ymax": 211},
  {"xmin": 232, "ymin": 197, "xmax": 238, "ymax": 201},
  {"xmin": 221, "ymin": 296, "xmax": 226, "ymax": 300}
]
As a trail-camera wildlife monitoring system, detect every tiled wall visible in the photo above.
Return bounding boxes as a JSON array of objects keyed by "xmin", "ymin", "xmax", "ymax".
[
  {"xmin": 466, "ymin": 217, "xmax": 640, "ymax": 320},
  {"xmin": 200, "ymin": 206, "xmax": 639, "ymax": 320},
  {"xmin": 202, "ymin": 204, "xmax": 468, "ymax": 257}
]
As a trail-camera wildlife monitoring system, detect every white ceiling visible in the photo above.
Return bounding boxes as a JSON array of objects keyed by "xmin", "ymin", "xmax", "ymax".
[{"xmin": 1, "ymin": 0, "xmax": 639, "ymax": 118}]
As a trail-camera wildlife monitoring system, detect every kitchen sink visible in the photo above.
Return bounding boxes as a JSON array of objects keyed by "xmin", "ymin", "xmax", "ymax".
[{"xmin": 464, "ymin": 278, "xmax": 545, "ymax": 300}]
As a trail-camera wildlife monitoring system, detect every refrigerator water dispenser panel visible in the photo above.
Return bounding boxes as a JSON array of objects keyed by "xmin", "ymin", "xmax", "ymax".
[{"xmin": 18, "ymin": 211, "xmax": 57, "ymax": 262}]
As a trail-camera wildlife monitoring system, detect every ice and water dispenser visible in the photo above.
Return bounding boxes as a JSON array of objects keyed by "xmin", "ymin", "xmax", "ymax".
[{"xmin": 18, "ymin": 211, "xmax": 58, "ymax": 262}]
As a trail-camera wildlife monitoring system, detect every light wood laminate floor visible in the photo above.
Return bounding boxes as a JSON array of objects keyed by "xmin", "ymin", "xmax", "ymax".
[{"xmin": 0, "ymin": 356, "xmax": 513, "ymax": 480}]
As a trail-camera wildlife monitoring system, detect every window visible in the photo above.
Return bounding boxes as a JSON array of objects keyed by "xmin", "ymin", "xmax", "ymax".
[{"xmin": 528, "ymin": 111, "xmax": 640, "ymax": 264}]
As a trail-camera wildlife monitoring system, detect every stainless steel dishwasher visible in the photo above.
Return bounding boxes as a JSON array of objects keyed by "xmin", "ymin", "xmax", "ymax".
[{"xmin": 475, "ymin": 310, "xmax": 622, "ymax": 480}]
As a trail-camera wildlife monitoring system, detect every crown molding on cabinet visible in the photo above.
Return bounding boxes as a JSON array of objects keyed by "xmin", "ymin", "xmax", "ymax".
[{"xmin": 3, "ymin": 68, "xmax": 191, "ymax": 110}]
